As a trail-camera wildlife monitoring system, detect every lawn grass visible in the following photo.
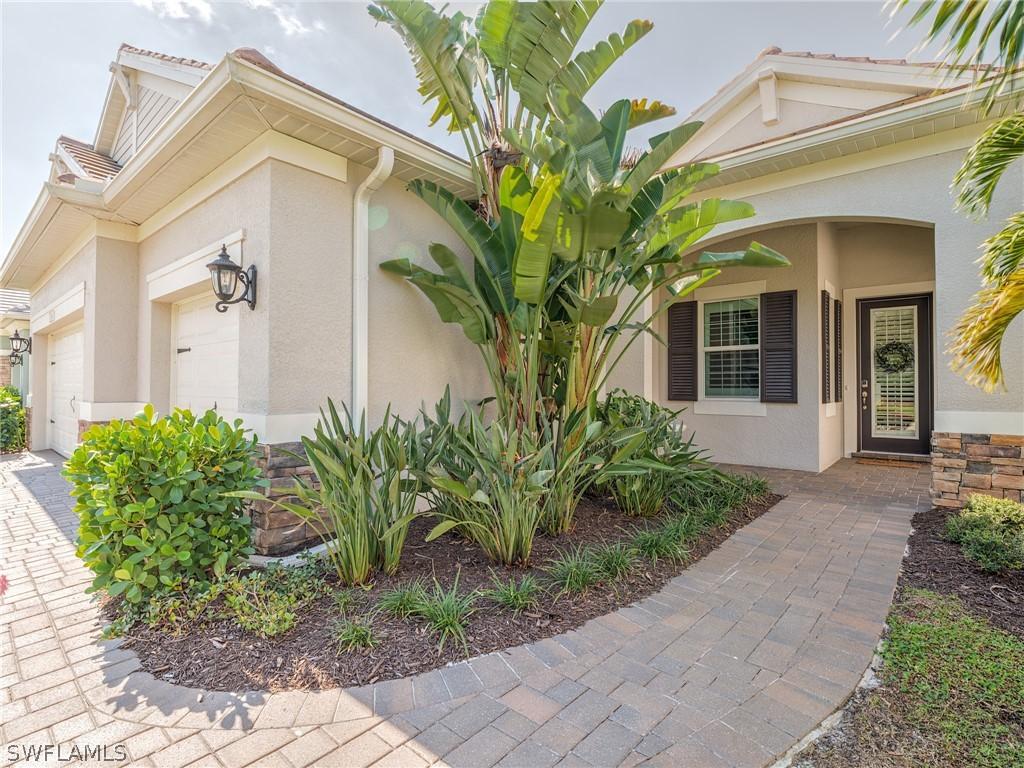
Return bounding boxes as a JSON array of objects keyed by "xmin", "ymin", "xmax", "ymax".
[{"xmin": 880, "ymin": 589, "xmax": 1024, "ymax": 767}]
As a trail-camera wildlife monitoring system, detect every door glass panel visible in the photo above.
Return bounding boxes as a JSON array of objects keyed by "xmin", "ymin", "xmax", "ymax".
[{"xmin": 870, "ymin": 306, "xmax": 918, "ymax": 439}]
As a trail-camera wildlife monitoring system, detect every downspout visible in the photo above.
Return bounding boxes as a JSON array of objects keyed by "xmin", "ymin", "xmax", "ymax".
[{"xmin": 351, "ymin": 146, "xmax": 395, "ymax": 419}]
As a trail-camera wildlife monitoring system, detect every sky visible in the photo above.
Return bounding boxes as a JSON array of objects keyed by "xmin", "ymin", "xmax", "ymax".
[{"xmin": 0, "ymin": 0, "xmax": 942, "ymax": 257}]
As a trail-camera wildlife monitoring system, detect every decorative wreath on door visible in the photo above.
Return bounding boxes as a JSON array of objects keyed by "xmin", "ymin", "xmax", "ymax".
[{"xmin": 875, "ymin": 341, "xmax": 915, "ymax": 373}]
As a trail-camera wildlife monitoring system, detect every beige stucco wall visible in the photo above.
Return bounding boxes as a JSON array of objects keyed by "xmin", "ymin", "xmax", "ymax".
[
  {"xmin": 704, "ymin": 145, "xmax": 1023, "ymax": 436},
  {"xmin": 654, "ymin": 224, "xmax": 822, "ymax": 471},
  {"xmin": 365, "ymin": 167, "xmax": 491, "ymax": 425},
  {"xmin": 137, "ymin": 161, "xmax": 273, "ymax": 416},
  {"xmin": 817, "ymin": 222, "xmax": 842, "ymax": 470}
]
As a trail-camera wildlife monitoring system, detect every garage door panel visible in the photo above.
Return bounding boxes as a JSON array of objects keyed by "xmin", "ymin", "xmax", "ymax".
[
  {"xmin": 47, "ymin": 326, "xmax": 84, "ymax": 458},
  {"xmin": 173, "ymin": 294, "xmax": 239, "ymax": 415}
]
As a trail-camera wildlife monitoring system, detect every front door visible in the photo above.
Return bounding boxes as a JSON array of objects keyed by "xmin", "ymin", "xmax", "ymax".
[{"xmin": 857, "ymin": 295, "xmax": 932, "ymax": 455}]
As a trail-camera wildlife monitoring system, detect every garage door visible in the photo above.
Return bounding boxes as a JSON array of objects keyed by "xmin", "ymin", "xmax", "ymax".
[
  {"xmin": 47, "ymin": 325, "xmax": 84, "ymax": 458},
  {"xmin": 173, "ymin": 293, "xmax": 239, "ymax": 416}
]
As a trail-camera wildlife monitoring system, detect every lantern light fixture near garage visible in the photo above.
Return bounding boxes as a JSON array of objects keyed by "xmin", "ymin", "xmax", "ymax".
[
  {"xmin": 9, "ymin": 329, "xmax": 30, "ymax": 365},
  {"xmin": 206, "ymin": 245, "xmax": 257, "ymax": 312}
]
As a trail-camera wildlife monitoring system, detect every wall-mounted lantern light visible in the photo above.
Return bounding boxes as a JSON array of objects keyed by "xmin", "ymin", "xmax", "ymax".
[
  {"xmin": 9, "ymin": 329, "xmax": 30, "ymax": 365},
  {"xmin": 206, "ymin": 245, "xmax": 256, "ymax": 313},
  {"xmin": 10, "ymin": 329, "xmax": 30, "ymax": 356}
]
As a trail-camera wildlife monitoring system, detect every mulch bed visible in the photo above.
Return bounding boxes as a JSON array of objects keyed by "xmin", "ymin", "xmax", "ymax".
[
  {"xmin": 898, "ymin": 506, "xmax": 1024, "ymax": 637},
  {"xmin": 118, "ymin": 492, "xmax": 780, "ymax": 693},
  {"xmin": 794, "ymin": 505, "xmax": 1024, "ymax": 768}
]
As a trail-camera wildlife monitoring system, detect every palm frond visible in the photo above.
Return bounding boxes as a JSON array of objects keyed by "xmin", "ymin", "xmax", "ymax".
[
  {"xmin": 893, "ymin": 0, "xmax": 1024, "ymax": 112},
  {"xmin": 954, "ymin": 114, "xmax": 1024, "ymax": 216},
  {"xmin": 980, "ymin": 210, "xmax": 1024, "ymax": 281},
  {"xmin": 949, "ymin": 269, "xmax": 1024, "ymax": 392}
]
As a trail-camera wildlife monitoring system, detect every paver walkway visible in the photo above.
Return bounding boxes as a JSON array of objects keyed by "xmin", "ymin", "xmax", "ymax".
[{"xmin": 0, "ymin": 451, "xmax": 931, "ymax": 768}]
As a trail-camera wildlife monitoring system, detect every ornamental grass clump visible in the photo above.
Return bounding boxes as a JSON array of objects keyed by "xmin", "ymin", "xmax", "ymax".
[
  {"xmin": 485, "ymin": 573, "xmax": 541, "ymax": 614},
  {"xmin": 65, "ymin": 406, "xmax": 260, "ymax": 606},
  {"xmin": 241, "ymin": 401, "xmax": 427, "ymax": 586},
  {"xmin": 423, "ymin": 404, "xmax": 553, "ymax": 566},
  {"xmin": 413, "ymin": 575, "xmax": 478, "ymax": 651},
  {"xmin": 545, "ymin": 546, "xmax": 601, "ymax": 595}
]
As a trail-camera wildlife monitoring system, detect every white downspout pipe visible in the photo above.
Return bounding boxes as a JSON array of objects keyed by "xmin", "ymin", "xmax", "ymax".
[{"xmin": 351, "ymin": 146, "xmax": 394, "ymax": 420}]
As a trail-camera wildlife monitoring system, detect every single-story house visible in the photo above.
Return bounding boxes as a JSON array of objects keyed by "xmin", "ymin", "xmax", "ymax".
[{"xmin": 3, "ymin": 44, "xmax": 1021, "ymax": 553}]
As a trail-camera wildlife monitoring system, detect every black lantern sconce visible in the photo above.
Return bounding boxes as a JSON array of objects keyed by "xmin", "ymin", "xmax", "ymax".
[
  {"xmin": 206, "ymin": 245, "xmax": 257, "ymax": 313},
  {"xmin": 9, "ymin": 329, "xmax": 30, "ymax": 366}
]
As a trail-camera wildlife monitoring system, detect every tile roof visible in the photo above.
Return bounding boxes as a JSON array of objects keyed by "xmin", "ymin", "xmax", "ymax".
[
  {"xmin": 766, "ymin": 46, "xmax": 994, "ymax": 72},
  {"xmin": 119, "ymin": 43, "xmax": 212, "ymax": 70},
  {"xmin": 57, "ymin": 136, "xmax": 122, "ymax": 181},
  {"xmin": 0, "ymin": 289, "xmax": 30, "ymax": 315}
]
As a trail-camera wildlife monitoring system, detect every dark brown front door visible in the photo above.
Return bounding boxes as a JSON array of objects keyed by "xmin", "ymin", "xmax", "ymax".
[{"xmin": 857, "ymin": 294, "xmax": 933, "ymax": 455}]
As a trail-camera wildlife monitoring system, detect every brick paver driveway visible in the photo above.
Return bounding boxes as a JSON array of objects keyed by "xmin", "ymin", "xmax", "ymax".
[{"xmin": 1, "ymin": 451, "xmax": 930, "ymax": 767}]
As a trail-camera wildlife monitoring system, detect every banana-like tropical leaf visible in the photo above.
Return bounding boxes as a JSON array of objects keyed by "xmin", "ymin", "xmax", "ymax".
[
  {"xmin": 628, "ymin": 98, "xmax": 677, "ymax": 129},
  {"xmin": 369, "ymin": 1, "xmax": 480, "ymax": 132},
  {"xmin": 554, "ymin": 211, "xmax": 585, "ymax": 260},
  {"xmin": 579, "ymin": 295, "xmax": 617, "ymax": 326},
  {"xmin": 689, "ymin": 242, "xmax": 791, "ymax": 270},
  {"xmin": 555, "ymin": 18, "xmax": 653, "ymax": 100},
  {"xmin": 586, "ymin": 205, "xmax": 632, "ymax": 249},
  {"xmin": 508, "ymin": 0, "xmax": 603, "ymax": 117},
  {"xmin": 623, "ymin": 121, "xmax": 703, "ymax": 200},
  {"xmin": 513, "ymin": 169, "xmax": 563, "ymax": 303},
  {"xmin": 475, "ymin": 0, "xmax": 517, "ymax": 69},
  {"xmin": 407, "ymin": 180, "xmax": 511, "ymax": 299},
  {"xmin": 646, "ymin": 199, "xmax": 755, "ymax": 255}
]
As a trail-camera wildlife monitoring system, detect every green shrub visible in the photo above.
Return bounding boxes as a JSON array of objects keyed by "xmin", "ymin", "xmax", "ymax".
[
  {"xmin": 334, "ymin": 617, "xmax": 380, "ymax": 652},
  {"xmin": 591, "ymin": 542, "xmax": 636, "ymax": 580},
  {"xmin": 65, "ymin": 406, "xmax": 261, "ymax": 604},
  {"xmin": 378, "ymin": 581, "xmax": 428, "ymax": 619},
  {"xmin": 485, "ymin": 573, "xmax": 541, "ymax": 614},
  {"xmin": 413, "ymin": 575, "xmax": 478, "ymax": 651},
  {"xmin": 545, "ymin": 546, "xmax": 601, "ymax": 594},
  {"xmin": 946, "ymin": 495, "xmax": 1024, "ymax": 572},
  {"xmin": 0, "ymin": 385, "xmax": 26, "ymax": 453},
  {"xmin": 223, "ymin": 574, "xmax": 299, "ymax": 638}
]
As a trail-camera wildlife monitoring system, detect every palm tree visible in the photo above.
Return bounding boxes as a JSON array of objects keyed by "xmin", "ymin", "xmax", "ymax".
[{"xmin": 895, "ymin": 0, "xmax": 1023, "ymax": 391}]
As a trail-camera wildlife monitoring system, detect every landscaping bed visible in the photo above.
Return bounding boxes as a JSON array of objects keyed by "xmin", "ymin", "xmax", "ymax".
[
  {"xmin": 795, "ymin": 502, "xmax": 1024, "ymax": 768},
  {"xmin": 117, "ymin": 489, "xmax": 780, "ymax": 693}
]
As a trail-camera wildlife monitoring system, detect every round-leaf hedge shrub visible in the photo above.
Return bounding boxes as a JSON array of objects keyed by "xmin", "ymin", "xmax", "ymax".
[
  {"xmin": 0, "ymin": 385, "xmax": 26, "ymax": 453},
  {"xmin": 65, "ymin": 405, "xmax": 262, "ymax": 603}
]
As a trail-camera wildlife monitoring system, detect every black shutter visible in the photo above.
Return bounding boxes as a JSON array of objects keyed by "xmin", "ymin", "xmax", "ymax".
[
  {"xmin": 821, "ymin": 290, "xmax": 831, "ymax": 404},
  {"xmin": 760, "ymin": 290, "xmax": 797, "ymax": 403},
  {"xmin": 834, "ymin": 298, "xmax": 843, "ymax": 402},
  {"xmin": 667, "ymin": 301, "xmax": 697, "ymax": 401}
]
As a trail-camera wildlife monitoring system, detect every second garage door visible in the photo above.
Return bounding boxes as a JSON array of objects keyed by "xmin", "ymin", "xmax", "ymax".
[
  {"xmin": 47, "ymin": 324, "xmax": 84, "ymax": 457},
  {"xmin": 172, "ymin": 293, "xmax": 239, "ymax": 416}
]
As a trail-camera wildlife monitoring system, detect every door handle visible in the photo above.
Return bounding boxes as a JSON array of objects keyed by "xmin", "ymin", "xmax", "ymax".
[{"xmin": 70, "ymin": 395, "xmax": 76, "ymax": 411}]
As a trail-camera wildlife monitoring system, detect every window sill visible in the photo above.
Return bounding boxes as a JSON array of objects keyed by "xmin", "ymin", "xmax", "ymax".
[{"xmin": 693, "ymin": 399, "xmax": 767, "ymax": 417}]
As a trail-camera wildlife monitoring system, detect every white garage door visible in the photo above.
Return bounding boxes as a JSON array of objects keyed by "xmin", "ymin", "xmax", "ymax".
[
  {"xmin": 173, "ymin": 293, "xmax": 239, "ymax": 416},
  {"xmin": 47, "ymin": 325, "xmax": 84, "ymax": 458}
]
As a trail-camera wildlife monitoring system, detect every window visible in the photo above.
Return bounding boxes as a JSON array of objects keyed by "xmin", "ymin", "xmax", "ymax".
[{"xmin": 701, "ymin": 297, "xmax": 759, "ymax": 398}]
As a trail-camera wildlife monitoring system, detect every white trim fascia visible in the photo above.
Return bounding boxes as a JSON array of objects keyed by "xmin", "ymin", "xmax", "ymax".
[
  {"xmin": 1, "ymin": 186, "xmax": 58, "ymax": 288},
  {"xmin": 137, "ymin": 132, "xmax": 347, "ymax": 241},
  {"xmin": 935, "ymin": 410, "xmax": 1024, "ymax": 435},
  {"xmin": 79, "ymin": 401, "xmax": 146, "ymax": 422},
  {"xmin": 136, "ymin": 70, "xmax": 193, "ymax": 102},
  {"xmin": 236, "ymin": 412, "xmax": 321, "ymax": 444},
  {"xmin": 30, "ymin": 282, "xmax": 86, "ymax": 334},
  {"xmin": 227, "ymin": 55, "xmax": 472, "ymax": 186},
  {"xmin": 757, "ymin": 68, "xmax": 779, "ymax": 125},
  {"xmin": 94, "ymin": 69, "xmax": 125, "ymax": 153},
  {"xmin": 841, "ymin": 280, "xmax": 936, "ymax": 458},
  {"xmin": 117, "ymin": 51, "xmax": 207, "ymax": 86},
  {"xmin": 688, "ymin": 53, "xmax": 971, "ymax": 125},
  {"xmin": 147, "ymin": 229, "xmax": 244, "ymax": 301},
  {"xmin": 703, "ymin": 82, "xmax": 1019, "ymax": 174},
  {"xmin": 55, "ymin": 145, "xmax": 89, "ymax": 179}
]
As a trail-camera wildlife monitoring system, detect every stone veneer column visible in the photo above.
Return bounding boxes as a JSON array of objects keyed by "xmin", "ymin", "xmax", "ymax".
[
  {"xmin": 250, "ymin": 442, "xmax": 323, "ymax": 556},
  {"xmin": 931, "ymin": 432, "xmax": 1024, "ymax": 507}
]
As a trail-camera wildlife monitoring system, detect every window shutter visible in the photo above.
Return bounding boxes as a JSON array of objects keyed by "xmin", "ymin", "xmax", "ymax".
[
  {"xmin": 834, "ymin": 298, "xmax": 843, "ymax": 402},
  {"xmin": 821, "ymin": 290, "xmax": 832, "ymax": 404},
  {"xmin": 760, "ymin": 290, "xmax": 798, "ymax": 403},
  {"xmin": 667, "ymin": 301, "xmax": 697, "ymax": 401}
]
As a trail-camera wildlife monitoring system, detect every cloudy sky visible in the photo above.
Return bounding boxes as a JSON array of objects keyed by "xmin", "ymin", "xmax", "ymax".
[{"xmin": 1, "ymin": 1, "xmax": 940, "ymax": 256}]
